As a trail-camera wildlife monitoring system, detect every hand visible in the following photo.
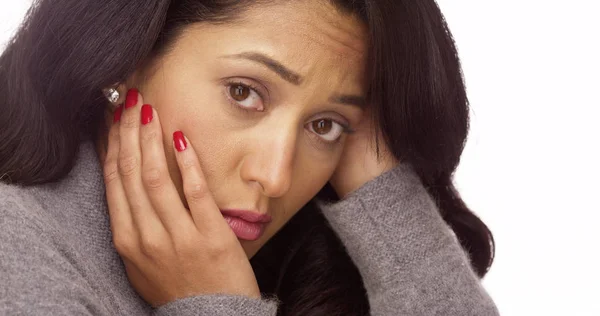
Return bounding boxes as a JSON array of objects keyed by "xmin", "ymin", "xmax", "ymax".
[
  {"xmin": 102, "ymin": 90, "xmax": 260, "ymax": 307},
  {"xmin": 329, "ymin": 109, "xmax": 399, "ymax": 199}
]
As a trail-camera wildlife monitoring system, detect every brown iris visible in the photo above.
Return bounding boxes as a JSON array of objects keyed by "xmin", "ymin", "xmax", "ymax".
[
  {"xmin": 230, "ymin": 84, "xmax": 250, "ymax": 101},
  {"xmin": 312, "ymin": 119, "xmax": 333, "ymax": 135}
]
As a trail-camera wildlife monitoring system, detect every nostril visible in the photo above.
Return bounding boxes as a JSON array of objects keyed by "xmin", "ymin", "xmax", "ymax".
[
  {"xmin": 261, "ymin": 174, "xmax": 292, "ymax": 198},
  {"xmin": 250, "ymin": 180, "xmax": 265, "ymax": 193}
]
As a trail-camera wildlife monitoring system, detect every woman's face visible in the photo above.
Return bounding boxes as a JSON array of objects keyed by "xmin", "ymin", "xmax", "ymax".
[{"xmin": 129, "ymin": 0, "xmax": 367, "ymax": 258}]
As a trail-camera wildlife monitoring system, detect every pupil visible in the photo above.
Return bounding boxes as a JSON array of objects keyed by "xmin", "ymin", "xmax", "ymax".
[
  {"xmin": 313, "ymin": 120, "xmax": 332, "ymax": 134},
  {"xmin": 231, "ymin": 85, "xmax": 249, "ymax": 101}
]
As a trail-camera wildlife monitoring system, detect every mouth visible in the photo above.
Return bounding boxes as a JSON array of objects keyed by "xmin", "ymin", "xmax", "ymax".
[{"xmin": 220, "ymin": 209, "xmax": 272, "ymax": 241}]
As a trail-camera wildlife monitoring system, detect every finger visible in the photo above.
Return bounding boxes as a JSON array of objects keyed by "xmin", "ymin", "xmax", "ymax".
[
  {"xmin": 139, "ymin": 104, "xmax": 194, "ymax": 233},
  {"xmin": 118, "ymin": 89, "xmax": 166, "ymax": 237},
  {"xmin": 104, "ymin": 105, "xmax": 137, "ymax": 246},
  {"xmin": 171, "ymin": 130, "xmax": 225, "ymax": 230}
]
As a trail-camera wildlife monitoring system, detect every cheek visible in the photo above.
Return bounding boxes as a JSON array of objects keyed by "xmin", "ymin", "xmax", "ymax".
[
  {"xmin": 140, "ymin": 57, "xmax": 225, "ymax": 137},
  {"xmin": 146, "ymin": 71, "xmax": 229, "ymax": 158},
  {"xmin": 292, "ymin": 159, "xmax": 336, "ymax": 201},
  {"xmin": 275, "ymin": 137, "xmax": 345, "ymax": 217},
  {"xmin": 139, "ymin": 73, "xmax": 236, "ymax": 196},
  {"xmin": 273, "ymin": 157, "xmax": 339, "ymax": 227},
  {"xmin": 243, "ymin": 158, "xmax": 337, "ymax": 258}
]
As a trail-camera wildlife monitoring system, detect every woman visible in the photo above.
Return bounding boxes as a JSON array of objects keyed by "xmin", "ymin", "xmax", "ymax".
[{"xmin": 0, "ymin": 0, "xmax": 499, "ymax": 315}]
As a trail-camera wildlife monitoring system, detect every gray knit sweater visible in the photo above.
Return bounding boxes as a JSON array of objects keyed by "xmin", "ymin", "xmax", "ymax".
[{"xmin": 0, "ymin": 142, "xmax": 499, "ymax": 315}]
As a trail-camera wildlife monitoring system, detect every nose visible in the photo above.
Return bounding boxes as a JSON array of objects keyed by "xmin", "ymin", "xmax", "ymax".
[{"xmin": 240, "ymin": 128, "xmax": 295, "ymax": 198}]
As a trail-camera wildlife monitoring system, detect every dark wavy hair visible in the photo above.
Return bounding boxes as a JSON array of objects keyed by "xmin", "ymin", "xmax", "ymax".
[{"xmin": 0, "ymin": 0, "xmax": 494, "ymax": 315}]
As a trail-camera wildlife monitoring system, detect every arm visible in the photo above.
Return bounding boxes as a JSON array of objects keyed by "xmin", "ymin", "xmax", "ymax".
[
  {"xmin": 0, "ymin": 194, "xmax": 277, "ymax": 316},
  {"xmin": 154, "ymin": 295, "xmax": 278, "ymax": 316},
  {"xmin": 319, "ymin": 165, "xmax": 499, "ymax": 316}
]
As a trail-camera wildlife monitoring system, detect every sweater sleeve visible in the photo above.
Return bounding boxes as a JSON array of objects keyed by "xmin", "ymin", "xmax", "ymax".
[
  {"xmin": 154, "ymin": 295, "xmax": 278, "ymax": 316},
  {"xmin": 0, "ymin": 189, "xmax": 278, "ymax": 316},
  {"xmin": 317, "ymin": 165, "xmax": 500, "ymax": 316}
]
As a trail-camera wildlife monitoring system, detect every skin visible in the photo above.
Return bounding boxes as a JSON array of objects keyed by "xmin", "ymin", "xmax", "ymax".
[
  {"xmin": 111, "ymin": 1, "xmax": 368, "ymax": 257},
  {"xmin": 99, "ymin": 0, "xmax": 398, "ymax": 306}
]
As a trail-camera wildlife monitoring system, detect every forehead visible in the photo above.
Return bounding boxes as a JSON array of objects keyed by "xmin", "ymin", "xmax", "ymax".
[
  {"xmin": 179, "ymin": 1, "xmax": 368, "ymax": 83},
  {"xmin": 242, "ymin": 1, "xmax": 368, "ymax": 57}
]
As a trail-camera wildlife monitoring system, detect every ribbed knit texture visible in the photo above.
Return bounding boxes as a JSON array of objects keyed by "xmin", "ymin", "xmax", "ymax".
[
  {"xmin": 0, "ymin": 142, "xmax": 498, "ymax": 315},
  {"xmin": 318, "ymin": 165, "xmax": 499, "ymax": 315}
]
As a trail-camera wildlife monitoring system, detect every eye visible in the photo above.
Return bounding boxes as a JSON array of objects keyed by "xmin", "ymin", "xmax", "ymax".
[
  {"xmin": 306, "ymin": 119, "xmax": 345, "ymax": 142},
  {"xmin": 226, "ymin": 82, "xmax": 265, "ymax": 111}
]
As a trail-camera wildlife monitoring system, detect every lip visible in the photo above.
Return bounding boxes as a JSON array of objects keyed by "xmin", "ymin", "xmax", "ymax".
[
  {"xmin": 220, "ymin": 209, "xmax": 272, "ymax": 223},
  {"xmin": 220, "ymin": 209, "xmax": 271, "ymax": 241}
]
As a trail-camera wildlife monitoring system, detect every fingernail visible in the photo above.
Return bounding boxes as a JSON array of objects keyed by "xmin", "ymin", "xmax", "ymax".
[
  {"xmin": 141, "ymin": 104, "xmax": 153, "ymax": 125},
  {"xmin": 173, "ymin": 131, "xmax": 187, "ymax": 152},
  {"xmin": 125, "ymin": 88, "xmax": 139, "ymax": 109},
  {"xmin": 113, "ymin": 105, "xmax": 123, "ymax": 123}
]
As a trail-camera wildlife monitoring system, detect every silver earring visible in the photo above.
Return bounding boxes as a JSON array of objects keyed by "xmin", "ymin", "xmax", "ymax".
[{"xmin": 103, "ymin": 88, "xmax": 120, "ymax": 104}]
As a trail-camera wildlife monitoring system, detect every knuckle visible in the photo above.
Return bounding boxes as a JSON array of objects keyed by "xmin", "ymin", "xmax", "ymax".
[
  {"xmin": 140, "ymin": 235, "xmax": 166, "ymax": 257},
  {"xmin": 118, "ymin": 155, "xmax": 139, "ymax": 177},
  {"xmin": 141, "ymin": 130, "xmax": 158, "ymax": 143},
  {"xmin": 142, "ymin": 167, "xmax": 164, "ymax": 190},
  {"xmin": 120, "ymin": 112, "xmax": 139, "ymax": 129},
  {"xmin": 113, "ymin": 233, "xmax": 136, "ymax": 258},
  {"xmin": 103, "ymin": 160, "xmax": 120, "ymax": 184},
  {"xmin": 108, "ymin": 125, "xmax": 120, "ymax": 139},
  {"xmin": 181, "ymin": 157, "xmax": 195, "ymax": 169},
  {"xmin": 206, "ymin": 237, "xmax": 233, "ymax": 257},
  {"xmin": 184, "ymin": 182, "xmax": 210, "ymax": 202},
  {"xmin": 172, "ymin": 234, "xmax": 199, "ymax": 257}
]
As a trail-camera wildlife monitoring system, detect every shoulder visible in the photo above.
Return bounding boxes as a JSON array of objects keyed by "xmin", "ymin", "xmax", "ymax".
[
  {"xmin": 0, "ymin": 182, "xmax": 48, "ymax": 224},
  {"xmin": 0, "ymin": 182, "xmax": 110, "ymax": 315},
  {"xmin": 0, "ymin": 182, "xmax": 60, "ymax": 271},
  {"xmin": 0, "ymin": 182, "xmax": 58, "ymax": 250},
  {"xmin": 0, "ymin": 180, "xmax": 76, "ymax": 273}
]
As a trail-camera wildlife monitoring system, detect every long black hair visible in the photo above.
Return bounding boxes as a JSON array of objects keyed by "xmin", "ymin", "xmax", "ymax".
[{"xmin": 0, "ymin": 0, "xmax": 494, "ymax": 315}]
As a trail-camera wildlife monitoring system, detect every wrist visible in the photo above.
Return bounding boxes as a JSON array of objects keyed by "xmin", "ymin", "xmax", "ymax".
[{"xmin": 331, "ymin": 158, "xmax": 399, "ymax": 199}]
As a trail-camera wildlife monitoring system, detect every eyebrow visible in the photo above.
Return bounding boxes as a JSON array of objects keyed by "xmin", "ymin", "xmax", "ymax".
[
  {"xmin": 222, "ymin": 52, "xmax": 303, "ymax": 85},
  {"xmin": 329, "ymin": 94, "xmax": 367, "ymax": 109},
  {"xmin": 220, "ymin": 51, "xmax": 367, "ymax": 109}
]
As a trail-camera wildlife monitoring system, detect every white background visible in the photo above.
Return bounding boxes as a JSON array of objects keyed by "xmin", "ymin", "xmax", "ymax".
[{"xmin": 1, "ymin": 1, "xmax": 599, "ymax": 315}]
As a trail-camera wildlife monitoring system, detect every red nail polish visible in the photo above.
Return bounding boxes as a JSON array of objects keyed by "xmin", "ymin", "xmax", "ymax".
[
  {"xmin": 113, "ymin": 105, "xmax": 123, "ymax": 123},
  {"xmin": 141, "ymin": 104, "xmax": 153, "ymax": 125},
  {"xmin": 125, "ymin": 88, "xmax": 139, "ymax": 109},
  {"xmin": 173, "ymin": 131, "xmax": 187, "ymax": 152}
]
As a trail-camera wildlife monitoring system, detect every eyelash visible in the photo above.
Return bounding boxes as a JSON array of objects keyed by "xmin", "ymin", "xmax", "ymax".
[
  {"xmin": 224, "ymin": 79, "xmax": 267, "ymax": 112},
  {"xmin": 223, "ymin": 80, "xmax": 355, "ymax": 145}
]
